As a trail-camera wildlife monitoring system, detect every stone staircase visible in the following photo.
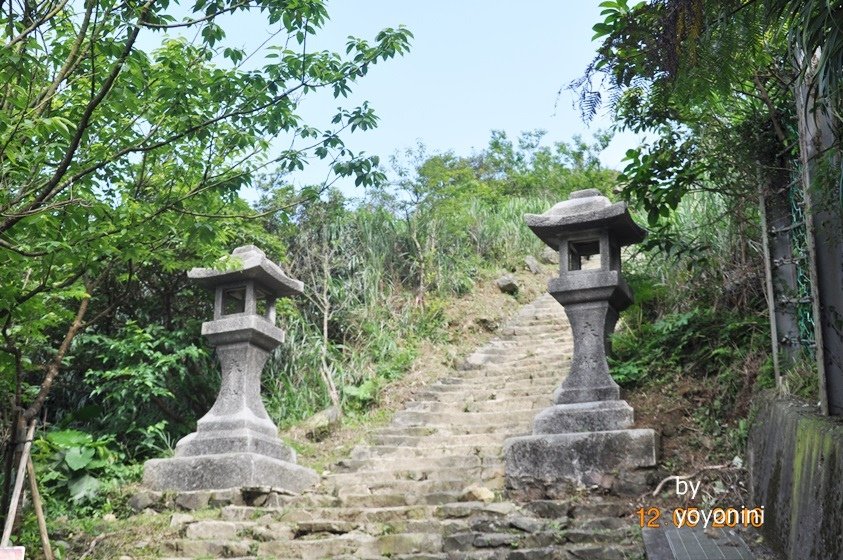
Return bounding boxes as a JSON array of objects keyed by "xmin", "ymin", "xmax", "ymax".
[{"xmin": 158, "ymin": 294, "xmax": 645, "ymax": 560}]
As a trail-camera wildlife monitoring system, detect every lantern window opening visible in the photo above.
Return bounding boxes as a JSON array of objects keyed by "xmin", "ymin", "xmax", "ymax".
[
  {"xmin": 254, "ymin": 287, "xmax": 277, "ymax": 323},
  {"xmin": 567, "ymin": 239, "xmax": 600, "ymax": 272},
  {"xmin": 220, "ymin": 285, "xmax": 248, "ymax": 316}
]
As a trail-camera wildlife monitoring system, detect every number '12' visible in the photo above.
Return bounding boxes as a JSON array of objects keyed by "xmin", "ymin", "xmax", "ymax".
[{"xmin": 637, "ymin": 507, "xmax": 661, "ymax": 528}]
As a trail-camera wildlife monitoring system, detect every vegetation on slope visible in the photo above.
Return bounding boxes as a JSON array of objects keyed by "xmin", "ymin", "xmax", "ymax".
[
  {"xmin": 4, "ymin": 126, "xmax": 622, "ymax": 555},
  {"xmin": 4, "ymin": 0, "xmax": 840, "ymax": 555}
]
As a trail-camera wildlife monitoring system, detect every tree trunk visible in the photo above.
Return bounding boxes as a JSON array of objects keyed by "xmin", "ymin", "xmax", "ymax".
[{"xmin": 320, "ymin": 250, "xmax": 339, "ymax": 408}]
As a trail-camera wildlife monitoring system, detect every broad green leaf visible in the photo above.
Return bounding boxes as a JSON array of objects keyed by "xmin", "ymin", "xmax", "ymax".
[
  {"xmin": 64, "ymin": 446, "xmax": 95, "ymax": 471},
  {"xmin": 68, "ymin": 474, "xmax": 101, "ymax": 502}
]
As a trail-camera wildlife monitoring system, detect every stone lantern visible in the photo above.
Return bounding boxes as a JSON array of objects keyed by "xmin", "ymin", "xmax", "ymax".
[
  {"xmin": 143, "ymin": 245, "xmax": 318, "ymax": 493},
  {"xmin": 504, "ymin": 190, "xmax": 658, "ymax": 496}
]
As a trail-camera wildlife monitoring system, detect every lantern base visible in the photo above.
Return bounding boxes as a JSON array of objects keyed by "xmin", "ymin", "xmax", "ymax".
[
  {"xmin": 552, "ymin": 383, "xmax": 620, "ymax": 404},
  {"xmin": 503, "ymin": 429, "xmax": 658, "ymax": 498},
  {"xmin": 533, "ymin": 400, "xmax": 633, "ymax": 434},
  {"xmin": 142, "ymin": 452, "xmax": 319, "ymax": 493},
  {"xmin": 175, "ymin": 427, "xmax": 296, "ymax": 462}
]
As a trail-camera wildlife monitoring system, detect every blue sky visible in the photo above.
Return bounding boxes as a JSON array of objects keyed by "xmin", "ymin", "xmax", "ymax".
[
  {"xmin": 288, "ymin": 1, "xmax": 638, "ymax": 193},
  {"xmin": 142, "ymin": 2, "xmax": 639, "ymax": 198}
]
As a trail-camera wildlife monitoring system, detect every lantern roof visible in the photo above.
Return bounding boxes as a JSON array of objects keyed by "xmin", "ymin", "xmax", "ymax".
[
  {"xmin": 524, "ymin": 189, "xmax": 647, "ymax": 250},
  {"xmin": 188, "ymin": 245, "xmax": 303, "ymax": 297}
]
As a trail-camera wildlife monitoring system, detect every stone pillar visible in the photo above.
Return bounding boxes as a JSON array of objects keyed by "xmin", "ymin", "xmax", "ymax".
[
  {"xmin": 553, "ymin": 300, "xmax": 620, "ymax": 403},
  {"xmin": 504, "ymin": 190, "xmax": 658, "ymax": 497},
  {"xmin": 143, "ymin": 245, "xmax": 319, "ymax": 493}
]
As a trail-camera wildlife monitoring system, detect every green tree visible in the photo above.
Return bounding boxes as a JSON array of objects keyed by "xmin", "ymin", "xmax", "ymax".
[
  {"xmin": 0, "ymin": 0, "xmax": 411, "ymax": 519},
  {"xmin": 575, "ymin": 0, "xmax": 842, "ymax": 413}
]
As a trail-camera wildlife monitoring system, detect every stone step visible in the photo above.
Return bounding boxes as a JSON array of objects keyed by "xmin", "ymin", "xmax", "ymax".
[
  {"xmin": 370, "ymin": 426, "xmax": 441, "ymax": 438},
  {"xmin": 334, "ymin": 454, "xmax": 503, "ymax": 473},
  {"xmin": 495, "ymin": 334, "xmax": 569, "ymax": 345},
  {"xmin": 370, "ymin": 422, "xmax": 532, "ymax": 444},
  {"xmin": 425, "ymin": 381, "xmax": 555, "ymax": 394},
  {"xmin": 162, "ymin": 527, "xmax": 640, "ymax": 559},
  {"xmin": 369, "ymin": 432, "xmax": 522, "ymax": 447},
  {"xmin": 452, "ymin": 363, "xmax": 569, "ymax": 379},
  {"xmin": 323, "ymin": 477, "xmax": 504, "ymax": 497},
  {"xmin": 163, "ymin": 502, "xmax": 638, "ymax": 555},
  {"xmin": 385, "ymin": 545, "xmax": 646, "ymax": 560},
  {"xmin": 167, "ymin": 532, "xmax": 444, "ymax": 560},
  {"xmin": 164, "ymin": 539, "xmax": 255, "ymax": 558},
  {"xmin": 287, "ymin": 518, "xmax": 463, "ymax": 537},
  {"xmin": 324, "ymin": 464, "xmax": 505, "ymax": 485},
  {"xmin": 467, "ymin": 342, "xmax": 570, "ymax": 356},
  {"xmin": 326, "ymin": 486, "xmax": 508, "ymax": 509},
  {"xmin": 481, "ymin": 329, "xmax": 554, "ymax": 344},
  {"xmin": 500, "ymin": 325, "xmax": 569, "ymax": 336},
  {"xmin": 520, "ymin": 498, "xmax": 631, "ymax": 520},
  {"xmin": 507, "ymin": 312, "xmax": 565, "ymax": 322},
  {"xmin": 337, "ymin": 490, "xmax": 467, "ymax": 508},
  {"xmin": 390, "ymin": 409, "xmax": 537, "ymax": 429},
  {"xmin": 349, "ymin": 443, "xmax": 503, "ymax": 461},
  {"xmin": 459, "ymin": 357, "xmax": 570, "ymax": 371},
  {"xmin": 159, "ymin": 557, "xmax": 261, "ymax": 560},
  {"xmin": 429, "ymin": 373, "xmax": 561, "ymax": 388},
  {"xmin": 220, "ymin": 501, "xmax": 519, "ymax": 525},
  {"xmin": 472, "ymin": 337, "xmax": 569, "ymax": 349},
  {"xmin": 410, "ymin": 387, "xmax": 554, "ymax": 403},
  {"xmin": 442, "ymin": 529, "xmax": 565, "ymax": 551},
  {"xmin": 382, "ymin": 421, "xmax": 533, "ymax": 436},
  {"xmin": 419, "ymin": 384, "xmax": 557, "ymax": 400},
  {"xmin": 223, "ymin": 504, "xmax": 434, "ymax": 524},
  {"xmin": 369, "ymin": 423, "xmax": 531, "ymax": 439},
  {"xmin": 404, "ymin": 396, "xmax": 550, "ymax": 414},
  {"xmin": 159, "ymin": 547, "xmax": 644, "ymax": 560},
  {"xmin": 500, "ymin": 312, "xmax": 562, "ymax": 323},
  {"xmin": 462, "ymin": 353, "xmax": 571, "ymax": 369},
  {"xmin": 428, "ymin": 376, "xmax": 560, "ymax": 390}
]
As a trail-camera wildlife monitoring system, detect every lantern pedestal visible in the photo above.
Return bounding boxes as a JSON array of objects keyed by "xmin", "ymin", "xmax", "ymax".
[
  {"xmin": 504, "ymin": 190, "xmax": 658, "ymax": 497},
  {"xmin": 504, "ymin": 429, "xmax": 658, "ymax": 499},
  {"xmin": 143, "ymin": 453, "xmax": 318, "ymax": 493},
  {"xmin": 142, "ymin": 245, "xmax": 318, "ymax": 493}
]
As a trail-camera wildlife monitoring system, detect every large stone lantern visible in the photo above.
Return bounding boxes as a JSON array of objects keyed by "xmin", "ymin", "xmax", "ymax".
[
  {"xmin": 143, "ymin": 245, "xmax": 318, "ymax": 493},
  {"xmin": 504, "ymin": 190, "xmax": 658, "ymax": 496}
]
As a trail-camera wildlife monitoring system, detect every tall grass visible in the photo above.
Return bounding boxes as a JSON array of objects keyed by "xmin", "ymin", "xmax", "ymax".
[
  {"xmin": 261, "ymin": 194, "xmax": 558, "ymax": 424},
  {"xmin": 629, "ymin": 190, "xmax": 763, "ymax": 314}
]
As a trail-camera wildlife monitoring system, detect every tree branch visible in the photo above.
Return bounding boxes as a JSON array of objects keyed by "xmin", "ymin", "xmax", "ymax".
[
  {"xmin": 21, "ymin": 287, "xmax": 90, "ymax": 421},
  {"xmin": 5, "ymin": 0, "xmax": 70, "ymax": 48},
  {"xmin": 0, "ymin": 0, "xmax": 153, "ymax": 236},
  {"xmin": 137, "ymin": 1, "xmax": 251, "ymax": 29},
  {"xmin": 31, "ymin": 0, "xmax": 96, "ymax": 115}
]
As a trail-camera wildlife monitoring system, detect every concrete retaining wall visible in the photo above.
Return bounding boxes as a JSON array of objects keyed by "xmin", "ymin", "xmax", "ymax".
[{"xmin": 748, "ymin": 393, "xmax": 843, "ymax": 560}]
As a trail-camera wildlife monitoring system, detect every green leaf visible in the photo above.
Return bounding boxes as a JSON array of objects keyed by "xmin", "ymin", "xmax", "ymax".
[
  {"xmin": 68, "ymin": 474, "xmax": 101, "ymax": 502},
  {"xmin": 64, "ymin": 446, "xmax": 95, "ymax": 471},
  {"xmin": 46, "ymin": 430, "xmax": 91, "ymax": 448}
]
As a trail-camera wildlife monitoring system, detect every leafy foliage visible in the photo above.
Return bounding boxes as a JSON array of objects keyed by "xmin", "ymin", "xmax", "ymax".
[
  {"xmin": 0, "ymin": 0, "xmax": 413, "ymax": 539},
  {"xmin": 0, "ymin": 0, "xmax": 413, "ymax": 434},
  {"xmin": 257, "ymin": 131, "xmax": 619, "ymax": 425},
  {"xmin": 611, "ymin": 306, "xmax": 767, "ymax": 385},
  {"xmin": 77, "ymin": 322, "xmax": 212, "ymax": 459},
  {"xmin": 32, "ymin": 429, "xmax": 136, "ymax": 512}
]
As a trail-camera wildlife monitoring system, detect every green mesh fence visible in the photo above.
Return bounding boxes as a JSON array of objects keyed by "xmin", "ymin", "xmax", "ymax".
[{"xmin": 787, "ymin": 174, "xmax": 816, "ymax": 348}]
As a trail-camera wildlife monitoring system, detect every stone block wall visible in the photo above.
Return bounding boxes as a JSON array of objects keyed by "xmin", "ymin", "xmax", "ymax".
[{"xmin": 748, "ymin": 392, "xmax": 843, "ymax": 559}]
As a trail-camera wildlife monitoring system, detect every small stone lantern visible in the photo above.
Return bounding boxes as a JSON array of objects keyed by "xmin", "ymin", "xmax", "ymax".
[
  {"xmin": 143, "ymin": 245, "xmax": 318, "ymax": 493},
  {"xmin": 504, "ymin": 190, "xmax": 657, "ymax": 496},
  {"xmin": 529, "ymin": 188, "xmax": 644, "ymax": 404}
]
